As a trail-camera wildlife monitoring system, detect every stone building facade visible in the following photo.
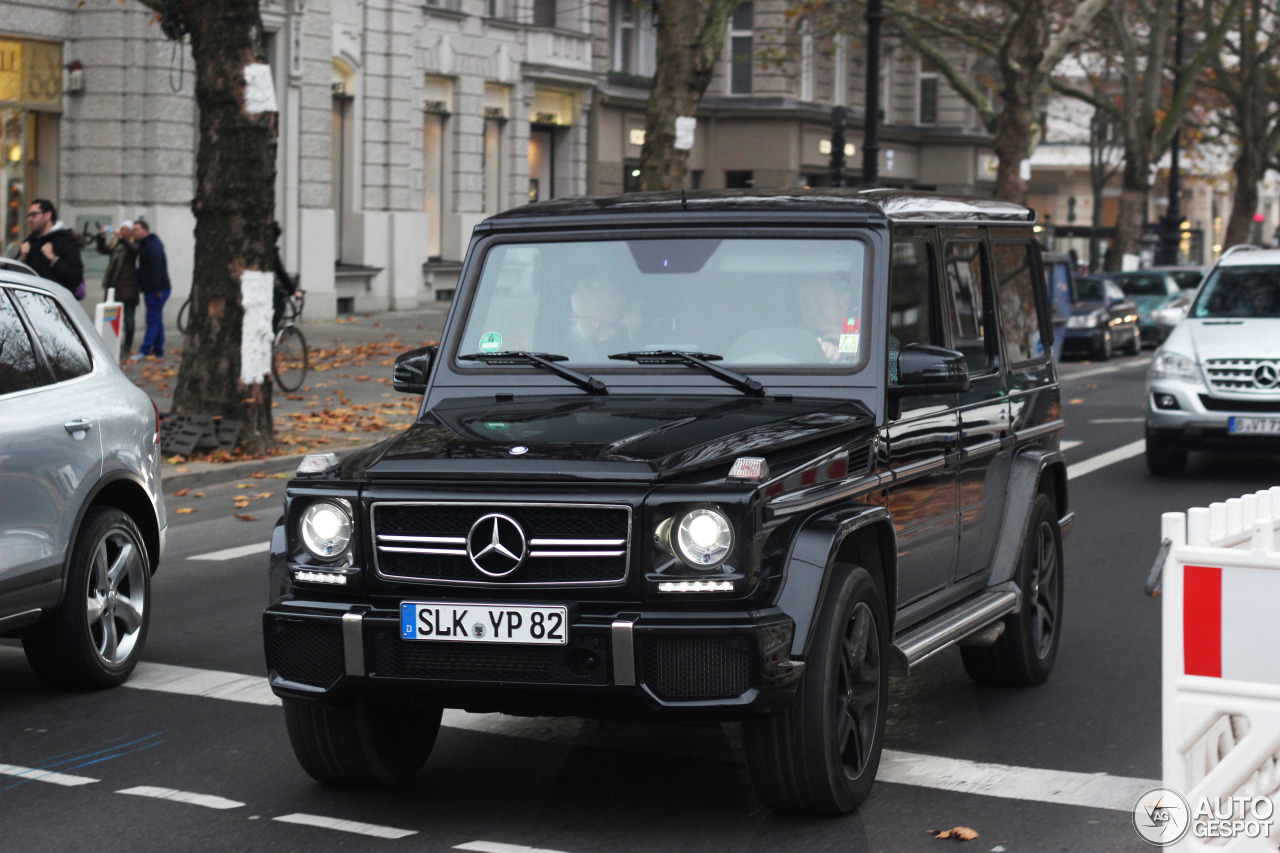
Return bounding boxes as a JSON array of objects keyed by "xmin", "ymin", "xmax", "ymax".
[{"xmin": 2, "ymin": 0, "xmax": 998, "ymax": 322}]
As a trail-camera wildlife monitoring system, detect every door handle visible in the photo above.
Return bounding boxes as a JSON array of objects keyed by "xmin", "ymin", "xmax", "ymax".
[{"xmin": 64, "ymin": 419, "xmax": 93, "ymax": 434}]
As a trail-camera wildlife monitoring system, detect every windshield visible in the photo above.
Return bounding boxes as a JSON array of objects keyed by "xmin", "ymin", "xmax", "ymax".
[
  {"xmin": 1115, "ymin": 274, "xmax": 1168, "ymax": 298},
  {"xmin": 1192, "ymin": 265, "xmax": 1280, "ymax": 319},
  {"xmin": 457, "ymin": 237, "xmax": 870, "ymax": 370},
  {"xmin": 1076, "ymin": 277, "xmax": 1105, "ymax": 302}
]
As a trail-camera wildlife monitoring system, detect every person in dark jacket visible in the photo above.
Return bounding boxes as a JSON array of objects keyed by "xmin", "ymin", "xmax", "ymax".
[
  {"xmin": 95, "ymin": 220, "xmax": 140, "ymax": 357},
  {"xmin": 132, "ymin": 219, "xmax": 172, "ymax": 359},
  {"xmin": 19, "ymin": 199, "xmax": 84, "ymax": 298}
]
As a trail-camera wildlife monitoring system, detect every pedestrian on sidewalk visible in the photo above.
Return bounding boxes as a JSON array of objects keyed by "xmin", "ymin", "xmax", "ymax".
[
  {"xmin": 133, "ymin": 219, "xmax": 171, "ymax": 360},
  {"xmin": 95, "ymin": 220, "xmax": 140, "ymax": 357},
  {"xmin": 18, "ymin": 198, "xmax": 85, "ymax": 300}
]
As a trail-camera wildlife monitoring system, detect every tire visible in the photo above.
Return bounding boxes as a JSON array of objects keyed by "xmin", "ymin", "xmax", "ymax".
[
  {"xmin": 961, "ymin": 494, "xmax": 1063, "ymax": 686},
  {"xmin": 176, "ymin": 297, "xmax": 190, "ymax": 334},
  {"xmin": 743, "ymin": 564, "xmax": 889, "ymax": 815},
  {"xmin": 1145, "ymin": 432, "xmax": 1188, "ymax": 476},
  {"xmin": 22, "ymin": 507, "xmax": 151, "ymax": 689},
  {"xmin": 283, "ymin": 694, "xmax": 441, "ymax": 786},
  {"xmin": 1093, "ymin": 330, "xmax": 1112, "ymax": 361},
  {"xmin": 272, "ymin": 325, "xmax": 309, "ymax": 392}
]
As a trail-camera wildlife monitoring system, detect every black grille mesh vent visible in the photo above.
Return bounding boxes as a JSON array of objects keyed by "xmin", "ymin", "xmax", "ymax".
[
  {"xmin": 641, "ymin": 635, "xmax": 753, "ymax": 700},
  {"xmin": 266, "ymin": 619, "xmax": 345, "ymax": 687},
  {"xmin": 370, "ymin": 628, "xmax": 610, "ymax": 685}
]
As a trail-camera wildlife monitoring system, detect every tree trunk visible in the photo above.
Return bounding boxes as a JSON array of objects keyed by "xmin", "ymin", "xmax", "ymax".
[
  {"xmin": 169, "ymin": 1, "xmax": 278, "ymax": 454},
  {"xmin": 1110, "ymin": 151, "xmax": 1151, "ymax": 270},
  {"xmin": 991, "ymin": 82, "xmax": 1032, "ymax": 203},
  {"xmin": 1225, "ymin": 148, "xmax": 1263, "ymax": 249},
  {"xmin": 638, "ymin": 0, "xmax": 737, "ymax": 191}
]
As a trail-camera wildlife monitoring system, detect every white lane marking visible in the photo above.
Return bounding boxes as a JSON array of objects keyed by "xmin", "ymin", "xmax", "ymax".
[
  {"xmin": 0, "ymin": 763, "xmax": 98, "ymax": 787},
  {"xmin": 1061, "ymin": 440, "xmax": 1082, "ymax": 451},
  {"xmin": 456, "ymin": 841, "xmax": 573, "ymax": 853},
  {"xmin": 116, "ymin": 659, "xmax": 1154, "ymax": 814},
  {"xmin": 1088, "ymin": 418, "xmax": 1145, "ymax": 424},
  {"xmin": 117, "ymin": 785, "xmax": 244, "ymax": 810},
  {"xmin": 1067, "ymin": 439, "xmax": 1146, "ymax": 479},
  {"xmin": 125, "ymin": 661, "xmax": 280, "ymax": 706},
  {"xmin": 1061, "ymin": 358, "xmax": 1150, "ymax": 381},
  {"xmin": 273, "ymin": 813, "xmax": 417, "ymax": 839},
  {"xmin": 188, "ymin": 542, "xmax": 270, "ymax": 562},
  {"xmin": 878, "ymin": 750, "xmax": 1156, "ymax": 812}
]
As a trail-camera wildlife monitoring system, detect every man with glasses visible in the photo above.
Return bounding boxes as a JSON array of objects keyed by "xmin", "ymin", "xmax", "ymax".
[{"xmin": 18, "ymin": 199, "xmax": 85, "ymax": 299}]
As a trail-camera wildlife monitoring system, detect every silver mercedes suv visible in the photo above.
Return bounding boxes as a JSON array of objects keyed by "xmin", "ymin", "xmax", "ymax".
[
  {"xmin": 0, "ymin": 259, "xmax": 166, "ymax": 686},
  {"xmin": 1146, "ymin": 246, "xmax": 1280, "ymax": 474}
]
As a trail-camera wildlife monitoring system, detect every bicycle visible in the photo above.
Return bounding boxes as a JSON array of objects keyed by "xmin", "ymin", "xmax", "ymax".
[
  {"xmin": 272, "ymin": 289, "xmax": 308, "ymax": 392},
  {"xmin": 176, "ymin": 295, "xmax": 191, "ymax": 333}
]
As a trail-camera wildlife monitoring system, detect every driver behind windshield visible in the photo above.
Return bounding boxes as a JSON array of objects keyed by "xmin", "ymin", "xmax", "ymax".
[
  {"xmin": 798, "ymin": 275, "xmax": 861, "ymax": 363},
  {"xmin": 570, "ymin": 278, "xmax": 637, "ymax": 359}
]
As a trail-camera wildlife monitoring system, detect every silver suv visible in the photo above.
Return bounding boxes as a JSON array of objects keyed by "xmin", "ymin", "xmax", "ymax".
[
  {"xmin": 1146, "ymin": 247, "xmax": 1280, "ymax": 474},
  {"xmin": 0, "ymin": 260, "xmax": 166, "ymax": 686}
]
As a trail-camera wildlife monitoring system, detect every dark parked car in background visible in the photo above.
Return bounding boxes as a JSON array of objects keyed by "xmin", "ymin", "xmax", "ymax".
[
  {"xmin": 0, "ymin": 258, "xmax": 166, "ymax": 688},
  {"xmin": 1099, "ymin": 269, "xmax": 1202, "ymax": 345},
  {"xmin": 1064, "ymin": 275, "xmax": 1141, "ymax": 359}
]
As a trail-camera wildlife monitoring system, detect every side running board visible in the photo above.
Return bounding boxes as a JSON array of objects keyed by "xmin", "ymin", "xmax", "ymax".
[{"xmin": 891, "ymin": 584, "xmax": 1020, "ymax": 674}]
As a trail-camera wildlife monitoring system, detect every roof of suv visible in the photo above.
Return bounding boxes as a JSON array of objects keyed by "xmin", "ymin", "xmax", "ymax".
[
  {"xmin": 479, "ymin": 189, "xmax": 1035, "ymax": 230},
  {"xmin": 1218, "ymin": 247, "xmax": 1280, "ymax": 267}
]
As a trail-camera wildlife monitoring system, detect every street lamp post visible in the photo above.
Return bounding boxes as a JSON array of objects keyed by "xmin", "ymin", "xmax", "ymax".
[
  {"xmin": 829, "ymin": 106, "xmax": 847, "ymax": 187},
  {"xmin": 1158, "ymin": 0, "xmax": 1186, "ymax": 266},
  {"xmin": 862, "ymin": 0, "xmax": 884, "ymax": 188}
]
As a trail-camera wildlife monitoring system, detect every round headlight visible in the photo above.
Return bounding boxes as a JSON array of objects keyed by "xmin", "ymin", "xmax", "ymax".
[
  {"xmin": 675, "ymin": 509, "xmax": 733, "ymax": 569},
  {"xmin": 300, "ymin": 501, "xmax": 353, "ymax": 560}
]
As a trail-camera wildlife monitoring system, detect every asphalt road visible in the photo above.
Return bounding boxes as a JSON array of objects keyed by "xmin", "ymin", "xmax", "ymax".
[{"xmin": 5, "ymin": 352, "xmax": 1276, "ymax": 852}]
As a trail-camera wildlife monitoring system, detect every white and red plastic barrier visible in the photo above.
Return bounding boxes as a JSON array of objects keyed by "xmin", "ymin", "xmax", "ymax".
[
  {"xmin": 93, "ymin": 287, "xmax": 123, "ymax": 362},
  {"xmin": 1160, "ymin": 488, "xmax": 1280, "ymax": 850}
]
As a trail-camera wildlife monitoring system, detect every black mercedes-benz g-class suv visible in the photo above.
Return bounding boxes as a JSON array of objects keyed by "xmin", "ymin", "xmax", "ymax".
[{"xmin": 264, "ymin": 189, "xmax": 1070, "ymax": 815}]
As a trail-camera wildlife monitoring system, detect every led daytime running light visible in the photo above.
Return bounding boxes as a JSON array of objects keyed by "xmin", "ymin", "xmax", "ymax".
[
  {"xmin": 293, "ymin": 570, "xmax": 349, "ymax": 585},
  {"xmin": 658, "ymin": 579, "xmax": 734, "ymax": 593}
]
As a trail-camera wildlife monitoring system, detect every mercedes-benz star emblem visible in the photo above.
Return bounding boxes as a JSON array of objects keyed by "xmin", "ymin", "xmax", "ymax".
[
  {"xmin": 466, "ymin": 513, "xmax": 527, "ymax": 577},
  {"xmin": 1254, "ymin": 363, "xmax": 1279, "ymax": 389}
]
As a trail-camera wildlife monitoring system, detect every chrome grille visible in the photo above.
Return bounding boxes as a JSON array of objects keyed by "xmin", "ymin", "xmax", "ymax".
[
  {"xmin": 371, "ymin": 501, "xmax": 631, "ymax": 586},
  {"xmin": 1204, "ymin": 358, "xmax": 1280, "ymax": 394}
]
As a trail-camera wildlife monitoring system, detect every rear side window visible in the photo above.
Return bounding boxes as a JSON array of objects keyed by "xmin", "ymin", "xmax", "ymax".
[
  {"xmin": 992, "ymin": 242, "xmax": 1044, "ymax": 364},
  {"xmin": 0, "ymin": 289, "xmax": 43, "ymax": 395},
  {"xmin": 10, "ymin": 289, "xmax": 93, "ymax": 382},
  {"xmin": 943, "ymin": 240, "xmax": 996, "ymax": 373}
]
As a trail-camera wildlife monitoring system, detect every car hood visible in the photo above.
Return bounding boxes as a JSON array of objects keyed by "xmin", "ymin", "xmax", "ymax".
[
  {"xmin": 1071, "ymin": 300, "xmax": 1107, "ymax": 314},
  {"xmin": 352, "ymin": 393, "xmax": 875, "ymax": 482},
  {"xmin": 1166, "ymin": 318, "xmax": 1280, "ymax": 361},
  {"xmin": 1128, "ymin": 295, "xmax": 1167, "ymax": 315}
]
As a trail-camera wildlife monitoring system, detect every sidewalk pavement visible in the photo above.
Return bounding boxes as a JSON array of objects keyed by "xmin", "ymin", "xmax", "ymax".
[{"xmin": 122, "ymin": 303, "xmax": 451, "ymax": 494}]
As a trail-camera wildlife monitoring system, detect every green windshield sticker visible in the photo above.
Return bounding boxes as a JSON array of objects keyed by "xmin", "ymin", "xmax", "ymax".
[
  {"xmin": 478, "ymin": 331, "xmax": 502, "ymax": 353},
  {"xmin": 485, "ymin": 422, "xmax": 509, "ymax": 431}
]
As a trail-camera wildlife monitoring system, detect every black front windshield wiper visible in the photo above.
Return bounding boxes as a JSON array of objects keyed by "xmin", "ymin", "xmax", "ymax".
[
  {"xmin": 459, "ymin": 351, "xmax": 608, "ymax": 395},
  {"xmin": 608, "ymin": 350, "xmax": 764, "ymax": 397}
]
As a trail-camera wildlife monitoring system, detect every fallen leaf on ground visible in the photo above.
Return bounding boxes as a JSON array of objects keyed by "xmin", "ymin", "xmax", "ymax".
[
  {"xmin": 166, "ymin": 455, "xmax": 187, "ymax": 464},
  {"xmin": 932, "ymin": 827, "xmax": 979, "ymax": 841},
  {"xmin": 1069, "ymin": 398, "xmax": 1084, "ymax": 404},
  {"xmin": 175, "ymin": 507, "xmax": 197, "ymax": 515},
  {"xmin": 234, "ymin": 513, "xmax": 259, "ymax": 522},
  {"xmin": 251, "ymin": 470, "xmax": 266, "ymax": 479},
  {"xmin": 253, "ymin": 491, "xmax": 273, "ymax": 499},
  {"xmin": 271, "ymin": 473, "xmax": 290, "ymax": 479},
  {"xmin": 193, "ymin": 492, "xmax": 204, "ymax": 498},
  {"xmin": 237, "ymin": 483, "xmax": 252, "ymax": 489},
  {"xmin": 173, "ymin": 488, "xmax": 189, "ymax": 497}
]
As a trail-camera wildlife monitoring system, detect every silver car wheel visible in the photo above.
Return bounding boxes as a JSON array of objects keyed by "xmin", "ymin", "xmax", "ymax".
[{"xmin": 84, "ymin": 526, "xmax": 148, "ymax": 666}]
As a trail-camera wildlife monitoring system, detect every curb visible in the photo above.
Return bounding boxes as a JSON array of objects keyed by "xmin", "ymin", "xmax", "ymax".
[{"xmin": 160, "ymin": 441, "xmax": 382, "ymax": 494}]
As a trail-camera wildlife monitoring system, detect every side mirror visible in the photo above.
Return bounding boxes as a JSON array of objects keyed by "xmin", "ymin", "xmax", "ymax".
[
  {"xmin": 393, "ymin": 345, "xmax": 437, "ymax": 394},
  {"xmin": 889, "ymin": 344, "xmax": 971, "ymax": 397},
  {"xmin": 1110, "ymin": 295, "xmax": 1127, "ymax": 305}
]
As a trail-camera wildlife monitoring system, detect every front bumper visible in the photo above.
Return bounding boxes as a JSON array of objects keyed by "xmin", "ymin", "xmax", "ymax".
[
  {"xmin": 1062, "ymin": 327, "xmax": 1107, "ymax": 352},
  {"xmin": 1147, "ymin": 379, "xmax": 1280, "ymax": 450},
  {"xmin": 263, "ymin": 600, "xmax": 803, "ymax": 719}
]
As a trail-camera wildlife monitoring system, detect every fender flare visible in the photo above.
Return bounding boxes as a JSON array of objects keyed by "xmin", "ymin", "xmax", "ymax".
[
  {"xmin": 66, "ymin": 470, "xmax": 163, "ymax": 581},
  {"xmin": 774, "ymin": 504, "xmax": 897, "ymax": 657},
  {"xmin": 986, "ymin": 447, "xmax": 1067, "ymax": 589}
]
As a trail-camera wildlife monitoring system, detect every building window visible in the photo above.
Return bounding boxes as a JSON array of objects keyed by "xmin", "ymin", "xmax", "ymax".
[
  {"xmin": 918, "ymin": 57, "xmax": 939, "ymax": 125},
  {"xmin": 624, "ymin": 163, "xmax": 641, "ymax": 193},
  {"xmin": 833, "ymin": 34, "xmax": 848, "ymax": 107},
  {"xmin": 612, "ymin": 0, "xmax": 656, "ymax": 77},
  {"xmin": 533, "ymin": 0, "xmax": 556, "ymax": 28},
  {"xmin": 483, "ymin": 85, "xmax": 509, "ymax": 216},
  {"xmin": 725, "ymin": 170, "xmax": 753, "ymax": 188},
  {"xmin": 799, "ymin": 19, "xmax": 814, "ymax": 102},
  {"xmin": 729, "ymin": 2, "xmax": 753, "ymax": 95},
  {"xmin": 423, "ymin": 75, "xmax": 453, "ymax": 261},
  {"xmin": 331, "ymin": 59, "xmax": 356, "ymax": 262}
]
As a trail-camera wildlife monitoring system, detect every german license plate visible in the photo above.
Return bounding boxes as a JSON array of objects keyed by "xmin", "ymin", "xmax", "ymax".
[
  {"xmin": 400, "ymin": 602, "xmax": 568, "ymax": 645},
  {"xmin": 1229, "ymin": 417, "xmax": 1280, "ymax": 435}
]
